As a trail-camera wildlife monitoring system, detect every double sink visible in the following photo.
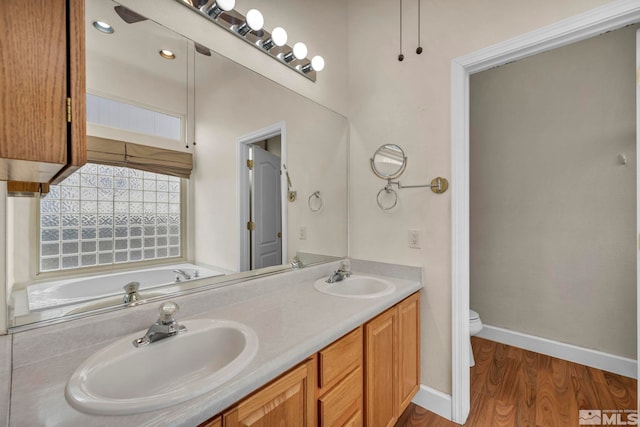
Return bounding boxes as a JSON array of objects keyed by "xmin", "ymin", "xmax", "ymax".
[{"xmin": 65, "ymin": 274, "xmax": 395, "ymax": 415}]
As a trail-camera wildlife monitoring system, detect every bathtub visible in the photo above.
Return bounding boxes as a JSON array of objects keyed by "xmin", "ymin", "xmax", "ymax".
[{"xmin": 25, "ymin": 263, "xmax": 224, "ymax": 312}]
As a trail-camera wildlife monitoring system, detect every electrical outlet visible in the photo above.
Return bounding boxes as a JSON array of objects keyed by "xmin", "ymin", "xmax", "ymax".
[
  {"xmin": 299, "ymin": 226, "xmax": 307, "ymax": 240},
  {"xmin": 409, "ymin": 229, "xmax": 421, "ymax": 249}
]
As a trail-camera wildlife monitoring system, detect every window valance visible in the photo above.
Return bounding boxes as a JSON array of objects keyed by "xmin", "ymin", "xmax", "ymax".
[{"xmin": 86, "ymin": 136, "xmax": 192, "ymax": 179}]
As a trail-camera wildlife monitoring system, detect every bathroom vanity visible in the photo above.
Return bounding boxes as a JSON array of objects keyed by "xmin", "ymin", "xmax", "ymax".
[
  {"xmin": 3, "ymin": 260, "xmax": 422, "ymax": 426},
  {"xmin": 200, "ymin": 292, "xmax": 419, "ymax": 427}
]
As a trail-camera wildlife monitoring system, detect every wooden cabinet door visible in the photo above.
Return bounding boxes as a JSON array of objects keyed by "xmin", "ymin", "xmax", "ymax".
[
  {"xmin": 397, "ymin": 293, "xmax": 420, "ymax": 414},
  {"xmin": 364, "ymin": 307, "xmax": 397, "ymax": 427},
  {"xmin": 0, "ymin": 0, "xmax": 85, "ymax": 183},
  {"xmin": 52, "ymin": 0, "xmax": 86, "ymax": 184},
  {"xmin": 224, "ymin": 360, "xmax": 316, "ymax": 427}
]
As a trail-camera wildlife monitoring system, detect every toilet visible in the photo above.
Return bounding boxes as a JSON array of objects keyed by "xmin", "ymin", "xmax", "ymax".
[{"xmin": 469, "ymin": 309, "xmax": 483, "ymax": 367}]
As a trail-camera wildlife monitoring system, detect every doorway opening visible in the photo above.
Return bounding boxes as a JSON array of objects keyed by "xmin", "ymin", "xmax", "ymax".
[
  {"xmin": 238, "ymin": 122, "xmax": 287, "ymax": 272},
  {"xmin": 450, "ymin": 3, "xmax": 640, "ymax": 424}
]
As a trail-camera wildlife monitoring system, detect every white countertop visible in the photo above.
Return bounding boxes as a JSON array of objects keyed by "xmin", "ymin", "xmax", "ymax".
[{"xmin": 6, "ymin": 260, "xmax": 422, "ymax": 427}]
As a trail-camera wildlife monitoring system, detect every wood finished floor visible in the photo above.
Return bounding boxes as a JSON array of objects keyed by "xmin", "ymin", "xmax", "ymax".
[{"xmin": 394, "ymin": 337, "xmax": 637, "ymax": 427}]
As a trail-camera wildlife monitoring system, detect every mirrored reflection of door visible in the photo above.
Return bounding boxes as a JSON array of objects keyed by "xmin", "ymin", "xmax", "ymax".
[{"xmin": 251, "ymin": 146, "xmax": 282, "ymax": 269}]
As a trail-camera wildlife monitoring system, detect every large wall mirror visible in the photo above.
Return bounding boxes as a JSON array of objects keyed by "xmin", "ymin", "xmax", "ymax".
[{"xmin": 7, "ymin": 0, "xmax": 348, "ymax": 328}]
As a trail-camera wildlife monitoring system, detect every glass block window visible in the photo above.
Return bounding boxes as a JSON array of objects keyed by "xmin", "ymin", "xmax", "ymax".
[{"xmin": 39, "ymin": 163, "xmax": 182, "ymax": 272}]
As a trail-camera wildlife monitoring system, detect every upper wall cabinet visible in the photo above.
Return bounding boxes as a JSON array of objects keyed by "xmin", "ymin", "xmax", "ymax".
[{"xmin": 0, "ymin": 0, "xmax": 86, "ymax": 184}]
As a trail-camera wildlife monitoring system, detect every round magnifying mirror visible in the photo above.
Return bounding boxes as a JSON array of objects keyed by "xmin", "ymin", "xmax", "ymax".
[{"xmin": 370, "ymin": 144, "xmax": 407, "ymax": 179}]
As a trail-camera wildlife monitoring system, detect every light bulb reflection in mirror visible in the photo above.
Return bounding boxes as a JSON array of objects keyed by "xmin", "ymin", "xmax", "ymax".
[
  {"xmin": 301, "ymin": 55, "xmax": 325, "ymax": 74},
  {"xmin": 293, "ymin": 42, "xmax": 307, "ymax": 60},
  {"xmin": 311, "ymin": 56, "xmax": 325, "ymax": 72},
  {"xmin": 246, "ymin": 9, "xmax": 264, "ymax": 31},
  {"xmin": 262, "ymin": 27, "xmax": 287, "ymax": 51},
  {"xmin": 216, "ymin": 0, "xmax": 235, "ymax": 11},
  {"xmin": 205, "ymin": 0, "xmax": 235, "ymax": 19},
  {"xmin": 271, "ymin": 27, "xmax": 288, "ymax": 47}
]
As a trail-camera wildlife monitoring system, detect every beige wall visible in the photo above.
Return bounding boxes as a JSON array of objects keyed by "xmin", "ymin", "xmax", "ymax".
[
  {"xmin": 347, "ymin": 0, "xmax": 616, "ymax": 394},
  {"xmin": 470, "ymin": 25, "xmax": 637, "ymax": 358}
]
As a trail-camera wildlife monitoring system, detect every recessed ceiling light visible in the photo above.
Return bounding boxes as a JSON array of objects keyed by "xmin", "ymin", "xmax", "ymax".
[
  {"xmin": 92, "ymin": 21, "xmax": 114, "ymax": 34},
  {"xmin": 159, "ymin": 50, "xmax": 176, "ymax": 60}
]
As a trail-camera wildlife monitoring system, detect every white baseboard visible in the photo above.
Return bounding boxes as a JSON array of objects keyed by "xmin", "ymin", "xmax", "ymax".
[
  {"xmin": 412, "ymin": 385, "xmax": 452, "ymax": 421},
  {"xmin": 477, "ymin": 325, "xmax": 637, "ymax": 379}
]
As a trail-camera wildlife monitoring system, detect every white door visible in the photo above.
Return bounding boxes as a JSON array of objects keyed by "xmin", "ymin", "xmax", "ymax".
[{"xmin": 251, "ymin": 146, "xmax": 282, "ymax": 269}]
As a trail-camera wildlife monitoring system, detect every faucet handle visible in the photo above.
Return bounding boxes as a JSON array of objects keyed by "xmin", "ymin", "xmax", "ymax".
[
  {"xmin": 123, "ymin": 282, "xmax": 141, "ymax": 304},
  {"xmin": 158, "ymin": 301, "xmax": 179, "ymax": 324},
  {"xmin": 123, "ymin": 281, "xmax": 140, "ymax": 293}
]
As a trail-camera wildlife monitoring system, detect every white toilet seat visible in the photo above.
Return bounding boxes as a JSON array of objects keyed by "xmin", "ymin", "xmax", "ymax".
[{"xmin": 469, "ymin": 309, "xmax": 483, "ymax": 367}]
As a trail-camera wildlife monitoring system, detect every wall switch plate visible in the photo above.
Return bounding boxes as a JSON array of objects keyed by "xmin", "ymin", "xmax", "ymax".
[
  {"xmin": 299, "ymin": 226, "xmax": 307, "ymax": 240},
  {"xmin": 409, "ymin": 229, "xmax": 421, "ymax": 249}
]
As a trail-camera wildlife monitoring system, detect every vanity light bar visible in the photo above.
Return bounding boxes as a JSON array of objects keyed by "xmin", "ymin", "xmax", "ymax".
[{"xmin": 175, "ymin": 0, "xmax": 322, "ymax": 82}]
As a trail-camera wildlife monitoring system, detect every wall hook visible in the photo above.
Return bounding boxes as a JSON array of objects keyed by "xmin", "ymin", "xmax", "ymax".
[{"xmin": 618, "ymin": 153, "xmax": 628, "ymax": 165}]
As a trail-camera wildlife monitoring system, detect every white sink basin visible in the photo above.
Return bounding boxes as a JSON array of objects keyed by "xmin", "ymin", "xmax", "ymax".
[
  {"xmin": 314, "ymin": 275, "xmax": 396, "ymax": 298},
  {"xmin": 65, "ymin": 318, "xmax": 258, "ymax": 415}
]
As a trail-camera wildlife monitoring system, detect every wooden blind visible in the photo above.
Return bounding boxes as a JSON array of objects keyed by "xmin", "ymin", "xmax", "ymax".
[{"xmin": 86, "ymin": 136, "xmax": 192, "ymax": 179}]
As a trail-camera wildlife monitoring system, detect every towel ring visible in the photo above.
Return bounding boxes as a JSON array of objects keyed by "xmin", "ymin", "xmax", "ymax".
[
  {"xmin": 308, "ymin": 191, "xmax": 323, "ymax": 212},
  {"xmin": 376, "ymin": 186, "xmax": 398, "ymax": 210}
]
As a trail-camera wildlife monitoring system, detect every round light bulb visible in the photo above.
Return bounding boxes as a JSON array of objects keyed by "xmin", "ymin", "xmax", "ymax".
[
  {"xmin": 246, "ymin": 9, "xmax": 264, "ymax": 31},
  {"xmin": 311, "ymin": 55, "xmax": 325, "ymax": 72},
  {"xmin": 292, "ymin": 42, "xmax": 307, "ymax": 60},
  {"xmin": 216, "ymin": 0, "xmax": 235, "ymax": 11},
  {"xmin": 271, "ymin": 27, "xmax": 288, "ymax": 47}
]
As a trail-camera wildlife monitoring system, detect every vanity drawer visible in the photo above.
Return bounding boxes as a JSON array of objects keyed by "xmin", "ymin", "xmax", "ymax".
[
  {"xmin": 318, "ymin": 326, "xmax": 363, "ymax": 390},
  {"xmin": 318, "ymin": 366, "xmax": 363, "ymax": 427}
]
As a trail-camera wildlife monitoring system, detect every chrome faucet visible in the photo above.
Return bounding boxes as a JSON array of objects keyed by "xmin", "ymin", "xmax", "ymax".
[
  {"xmin": 326, "ymin": 266, "xmax": 352, "ymax": 283},
  {"xmin": 326, "ymin": 260, "xmax": 352, "ymax": 283},
  {"xmin": 133, "ymin": 301, "xmax": 187, "ymax": 347},
  {"xmin": 173, "ymin": 269, "xmax": 192, "ymax": 281},
  {"xmin": 123, "ymin": 281, "xmax": 141, "ymax": 304},
  {"xmin": 291, "ymin": 256, "xmax": 304, "ymax": 269}
]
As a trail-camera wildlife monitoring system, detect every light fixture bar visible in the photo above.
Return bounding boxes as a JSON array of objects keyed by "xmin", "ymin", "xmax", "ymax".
[{"xmin": 175, "ymin": 0, "xmax": 319, "ymax": 82}]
